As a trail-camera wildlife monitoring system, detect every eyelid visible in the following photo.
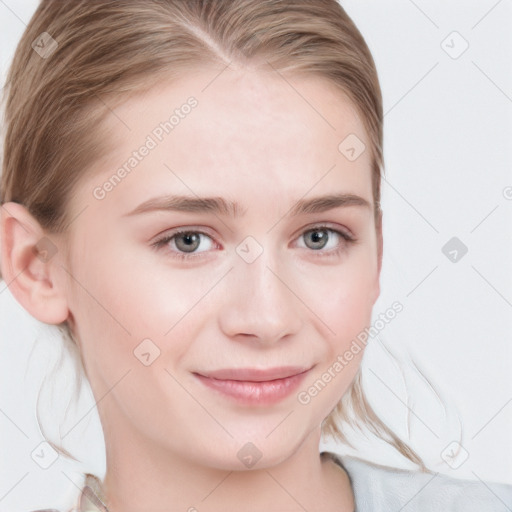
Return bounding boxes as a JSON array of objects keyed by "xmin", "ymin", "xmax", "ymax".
[
  {"xmin": 291, "ymin": 224, "xmax": 356, "ymax": 255},
  {"xmin": 295, "ymin": 222, "xmax": 355, "ymax": 240},
  {"xmin": 152, "ymin": 226, "xmax": 216, "ymax": 243},
  {"xmin": 152, "ymin": 223, "xmax": 356, "ymax": 259},
  {"xmin": 151, "ymin": 227, "xmax": 219, "ymax": 258}
]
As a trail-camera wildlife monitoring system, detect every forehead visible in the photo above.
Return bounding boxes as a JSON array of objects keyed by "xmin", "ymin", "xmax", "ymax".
[{"xmin": 78, "ymin": 66, "xmax": 373, "ymax": 216}]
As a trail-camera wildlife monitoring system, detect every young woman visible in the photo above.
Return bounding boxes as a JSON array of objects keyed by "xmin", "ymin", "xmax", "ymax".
[{"xmin": 1, "ymin": 1, "xmax": 511, "ymax": 511}]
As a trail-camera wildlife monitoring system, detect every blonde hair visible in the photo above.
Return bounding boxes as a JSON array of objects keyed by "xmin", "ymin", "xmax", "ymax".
[{"xmin": 0, "ymin": 0, "xmax": 425, "ymax": 469}]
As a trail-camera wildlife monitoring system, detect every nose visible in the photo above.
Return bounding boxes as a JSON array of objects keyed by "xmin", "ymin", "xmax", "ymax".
[{"xmin": 217, "ymin": 249, "xmax": 303, "ymax": 345}]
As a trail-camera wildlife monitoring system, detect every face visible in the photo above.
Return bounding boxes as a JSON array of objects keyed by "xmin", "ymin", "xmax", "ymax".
[{"xmin": 59, "ymin": 65, "xmax": 381, "ymax": 471}]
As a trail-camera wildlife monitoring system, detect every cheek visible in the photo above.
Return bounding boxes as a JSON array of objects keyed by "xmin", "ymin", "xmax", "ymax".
[
  {"xmin": 299, "ymin": 251, "xmax": 377, "ymax": 393},
  {"xmin": 318, "ymin": 288, "xmax": 371, "ymax": 392},
  {"xmin": 297, "ymin": 276, "xmax": 372, "ymax": 411},
  {"xmin": 324, "ymin": 279, "xmax": 374, "ymax": 341},
  {"xmin": 302, "ymin": 252, "xmax": 377, "ymax": 338},
  {"xmin": 71, "ymin": 251, "xmax": 212, "ymax": 381}
]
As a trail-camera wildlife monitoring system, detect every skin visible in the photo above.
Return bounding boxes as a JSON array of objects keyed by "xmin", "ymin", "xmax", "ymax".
[{"xmin": 1, "ymin": 64, "xmax": 382, "ymax": 511}]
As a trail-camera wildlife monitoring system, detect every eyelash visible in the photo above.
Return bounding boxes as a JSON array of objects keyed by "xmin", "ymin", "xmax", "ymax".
[{"xmin": 151, "ymin": 225, "xmax": 357, "ymax": 261}]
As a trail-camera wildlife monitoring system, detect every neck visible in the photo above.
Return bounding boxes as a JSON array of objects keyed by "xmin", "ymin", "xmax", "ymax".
[{"xmin": 99, "ymin": 421, "xmax": 353, "ymax": 511}]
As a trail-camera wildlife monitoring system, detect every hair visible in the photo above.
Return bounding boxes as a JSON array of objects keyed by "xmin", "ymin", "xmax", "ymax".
[{"xmin": 0, "ymin": 0, "xmax": 426, "ymax": 470}]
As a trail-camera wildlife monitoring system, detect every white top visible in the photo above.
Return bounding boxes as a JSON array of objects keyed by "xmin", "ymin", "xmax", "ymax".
[{"xmin": 324, "ymin": 451, "xmax": 512, "ymax": 512}]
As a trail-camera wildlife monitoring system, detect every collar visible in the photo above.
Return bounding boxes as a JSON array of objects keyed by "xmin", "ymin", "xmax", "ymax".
[{"xmin": 78, "ymin": 474, "xmax": 109, "ymax": 512}]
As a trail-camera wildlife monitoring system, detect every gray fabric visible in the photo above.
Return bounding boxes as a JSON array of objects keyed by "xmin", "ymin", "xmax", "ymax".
[{"xmin": 323, "ymin": 451, "xmax": 512, "ymax": 511}]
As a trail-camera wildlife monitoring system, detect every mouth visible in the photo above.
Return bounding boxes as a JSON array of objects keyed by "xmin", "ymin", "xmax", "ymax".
[
  {"xmin": 193, "ymin": 365, "xmax": 313, "ymax": 405},
  {"xmin": 197, "ymin": 365, "xmax": 311, "ymax": 382}
]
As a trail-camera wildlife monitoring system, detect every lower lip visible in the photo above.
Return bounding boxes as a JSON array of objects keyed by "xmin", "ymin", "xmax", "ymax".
[{"xmin": 194, "ymin": 370, "xmax": 310, "ymax": 405}]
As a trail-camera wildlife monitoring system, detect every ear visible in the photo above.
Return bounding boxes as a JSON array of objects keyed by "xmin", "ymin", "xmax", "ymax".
[{"xmin": 0, "ymin": 201, "xmax": 69, "ymax": 325}]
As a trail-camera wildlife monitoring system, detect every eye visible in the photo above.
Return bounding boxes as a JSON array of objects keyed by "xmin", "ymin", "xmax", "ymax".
[
  {"xmin": 152, "ymin": 229, "xmax": 216, "ymax": 260},
  {"xmin": 152, "ymin": 225, "xmax": 357, "ymax": 261},
  {"xmin": 296, "ymin": 226, "xmax": 356, "ymax": 255}
]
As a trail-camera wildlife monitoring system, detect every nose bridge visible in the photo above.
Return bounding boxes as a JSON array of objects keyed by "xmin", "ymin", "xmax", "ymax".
[{"xmin": 218, "ymin": 245, "xmax": 303, "ymax": 342}]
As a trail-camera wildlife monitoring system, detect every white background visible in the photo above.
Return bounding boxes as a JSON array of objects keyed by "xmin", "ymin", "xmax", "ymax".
[{"xmin": 1, "ymin": 1, "xmax": 511, "ymax": 510}]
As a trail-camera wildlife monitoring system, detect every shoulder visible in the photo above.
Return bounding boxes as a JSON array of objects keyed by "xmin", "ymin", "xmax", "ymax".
[{"xmin": 322, "ymin": 451, "xmax": 512, "ymax": 512}]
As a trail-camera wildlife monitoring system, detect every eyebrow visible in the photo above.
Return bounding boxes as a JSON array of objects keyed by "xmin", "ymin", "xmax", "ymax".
[{"xmin": 123, "ymin": 193, "xmax": 372, "ymax": 218}]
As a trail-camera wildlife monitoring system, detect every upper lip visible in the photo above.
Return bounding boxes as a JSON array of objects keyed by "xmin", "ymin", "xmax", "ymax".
[{"xmin": 196, "ymin": 366, "xmax": 311, "ymax": 382}]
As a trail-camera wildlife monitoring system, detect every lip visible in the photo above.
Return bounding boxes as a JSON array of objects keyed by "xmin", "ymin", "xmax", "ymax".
[
  {"xmin": 199, "ymin": 366, "xmax": 310, "ymax": 382},
  {"xmin": 193, "ymin": 366, "xmax": 312, "ymax": 405}
]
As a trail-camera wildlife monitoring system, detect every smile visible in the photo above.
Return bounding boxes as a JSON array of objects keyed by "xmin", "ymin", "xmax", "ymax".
[{"xmin": 193, "ymin": 366, "xmax": 312, "ymax": 405}]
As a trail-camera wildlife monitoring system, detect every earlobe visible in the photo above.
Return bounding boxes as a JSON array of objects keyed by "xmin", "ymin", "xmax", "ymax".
[{"xmin": 0, "ymin": 201, "xmax": 69, "ymax": 325}]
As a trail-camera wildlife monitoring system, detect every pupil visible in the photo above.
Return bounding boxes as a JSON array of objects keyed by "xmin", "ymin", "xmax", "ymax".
[
  {"xmin": 309, "ymin": 229, "xmax": 327, "ymax": 249},
  {"xmin": 178, "ymin": 233, "xmax": 199, "ymax": 252}
]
